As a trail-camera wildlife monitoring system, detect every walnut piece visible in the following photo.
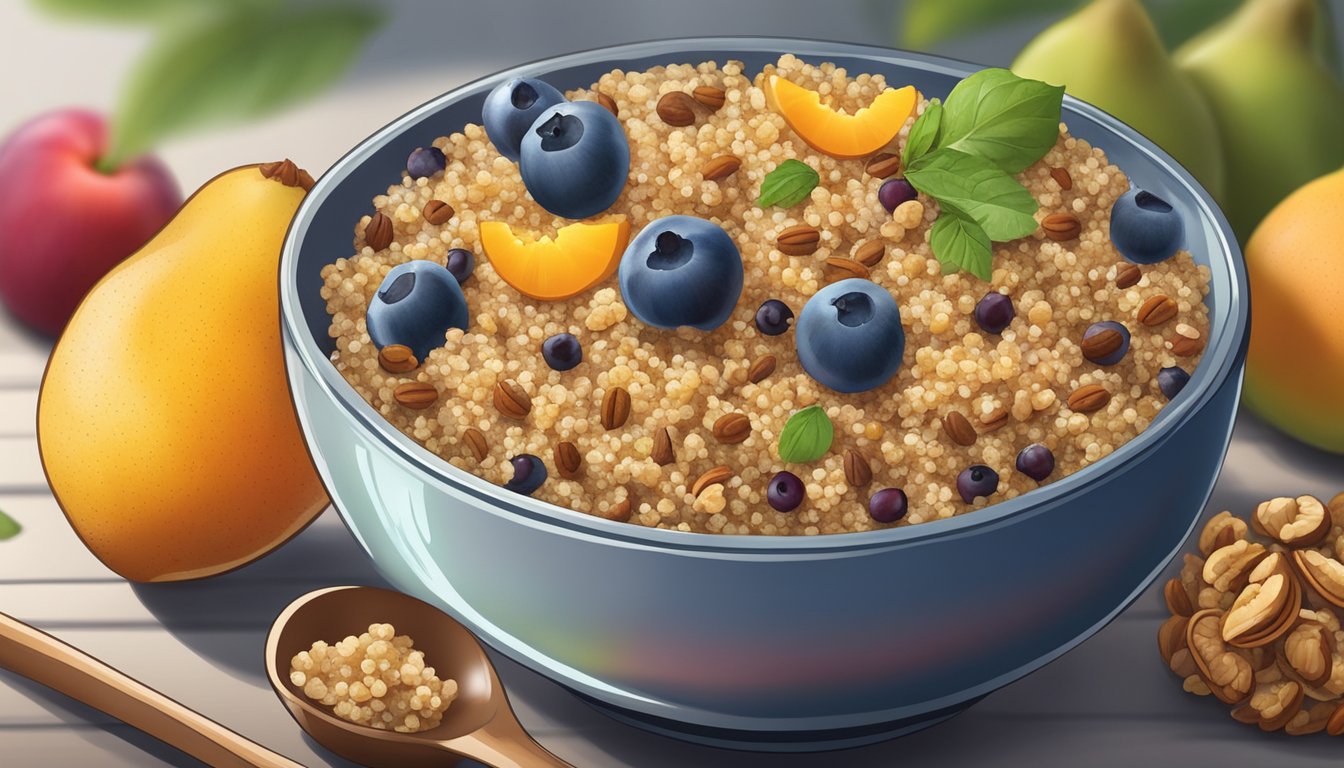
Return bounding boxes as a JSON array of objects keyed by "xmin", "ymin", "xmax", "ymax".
[
  {"xmin": 1255, "ymin": 496, "xmax": 1330, "ymax": 548},
  {"xmin": 1188, "ymin": 609, "xmax": 1255, "ymax": 705},
  {"xmin": 1203, "ymin": 540, "xmax": 1268, "ymax": 593},
  {"xmin": 1200, "ymin": 511, "xmax": 1248, "ymax": 556}
]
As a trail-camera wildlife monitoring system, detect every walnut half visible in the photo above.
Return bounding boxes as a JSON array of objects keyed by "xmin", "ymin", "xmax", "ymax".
[{"xmin": 1254, "ymin": 496, "xmax": 1331, "ymax": 548}]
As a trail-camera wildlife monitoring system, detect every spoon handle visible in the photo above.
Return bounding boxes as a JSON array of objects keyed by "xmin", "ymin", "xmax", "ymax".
[
  {"xmin": 0, "ymin": 611, "xmax": 304, "ymax": 768},
  {"xmin": 445, "ymin": 710, "xmax": 573, "ymax": 768}
]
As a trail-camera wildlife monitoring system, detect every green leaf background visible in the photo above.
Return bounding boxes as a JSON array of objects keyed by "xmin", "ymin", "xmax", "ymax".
[
  {"xmin": 900, "ymin": 0, "xmax": 1338, "ymax": 70},
  {"xmin": 32, "ymin": 0, "xmax": 278, "ymax": 23},
  {"xmin": 105, "ymin": 3, "xmax": 381, "ymax": 166},
  {"xmin": 0, "ymin": 508, "xmax": 21, "ymax": 541}
]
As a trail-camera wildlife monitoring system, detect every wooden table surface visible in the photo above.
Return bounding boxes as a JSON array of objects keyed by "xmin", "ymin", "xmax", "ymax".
[{"xmin": 2, "ymin": 291, "xmax": 1342, "ymax": 768}]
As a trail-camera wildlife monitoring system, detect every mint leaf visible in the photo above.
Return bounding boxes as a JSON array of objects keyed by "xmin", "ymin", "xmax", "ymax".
[
  {"xmin": 105, "ymin": 3, "xmax": 383, "ymax": 167},
  {"xmin": 930, "ymin": 211, "xmax": 993, "ymax": 281},
  {"xmin": 778, "ymin": 405, "xmax": 833, "ymax": 464},
  {"xmin": 903, "ymin": 99, "xmax": 942, "ymax": 167},
  {"xmin": 0, "ymin": 508, "xmax": 20, "ymax": 541},
  {"xmin": 757, "ymin": 159, "xmax": 820, "ymax": 208},
  {"xmin": 906, "ymin": 149, "xmax": 1039, "ymax": 241},
  {"xmin": 937, "ymin": 68, "xmax": 1064, "ymax": 174}
]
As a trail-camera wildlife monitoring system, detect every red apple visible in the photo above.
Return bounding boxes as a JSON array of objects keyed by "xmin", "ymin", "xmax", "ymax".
[{"xmin": 0, "ymin": 109, "xmax": 181, "ymax": 336}]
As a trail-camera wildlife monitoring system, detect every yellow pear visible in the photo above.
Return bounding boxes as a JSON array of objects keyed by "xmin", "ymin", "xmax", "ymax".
[{"xmin": 38, "ymin": 162, "xmax": 329, "ymax": 582}]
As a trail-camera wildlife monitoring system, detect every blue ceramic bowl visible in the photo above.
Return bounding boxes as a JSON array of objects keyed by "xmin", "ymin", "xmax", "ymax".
[{"xmin": 279, "ymin": 38, "xmax": 1248, "ymax": 751}]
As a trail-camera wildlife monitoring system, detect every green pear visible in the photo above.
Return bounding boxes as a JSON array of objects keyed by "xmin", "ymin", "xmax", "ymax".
[
  {"xmin": 1013, "ymin": 0, "xmax": 1226, "ymax": 201},
  {"xmin": 1176, "ymin": 0, "xmax": 1344, "ymax": 242}
]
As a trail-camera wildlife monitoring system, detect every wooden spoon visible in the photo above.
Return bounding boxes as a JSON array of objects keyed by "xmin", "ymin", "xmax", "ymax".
[
  {"xmin": 0, "ymin": 611, "xmax": 302, "ymax": 768},
  {"xmin": 265, "ymin": 586, "xmax": 570, "ymax": 768}
]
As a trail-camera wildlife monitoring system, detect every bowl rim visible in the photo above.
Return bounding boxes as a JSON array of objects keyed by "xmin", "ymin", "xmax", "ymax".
[{"xmin": 279, "ymin": 35, "xmax": 1248, "ymax": 556}]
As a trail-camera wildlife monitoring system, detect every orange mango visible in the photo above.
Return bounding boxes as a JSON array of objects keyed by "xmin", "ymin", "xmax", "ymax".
[
  {"xmin": 766, "ymin": 76, "xmax": 917, "ymax": 159},
  {"xmin": 1243, "ymin": 167, "xmax": 1344, "ymax": 453},
  {"xmin": 480, "ymin": 217, "xmax": 630, "ymax": 300},
  {"xmin": 38, "ymin": 164, "xmax": 329, "ymax": 581}
]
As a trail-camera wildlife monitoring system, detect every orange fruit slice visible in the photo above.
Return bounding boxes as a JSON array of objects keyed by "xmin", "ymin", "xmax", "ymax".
[
  {"xmin": 766, "ymin": 75, "xmax": 917, "ymax": 160},
  {"xmin": 480, "ymin": 217, "xmax": 630, "ymax": 301}
]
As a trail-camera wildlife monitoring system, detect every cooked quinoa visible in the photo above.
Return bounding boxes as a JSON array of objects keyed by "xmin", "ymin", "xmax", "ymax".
[
  {"xmin": 289, "ymin": 623, "xmax": 457, "ymax": 733},
  {"xmin": 320, "ymin": 55, "xmax": 1211, "ymax": 535}
]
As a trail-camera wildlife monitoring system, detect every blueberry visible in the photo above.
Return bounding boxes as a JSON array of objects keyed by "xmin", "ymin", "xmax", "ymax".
[
  {"xmin": 1158, "ymin": 366, "xmax": 1191, "ymax": 400},
  {"xmin": 482, "ymin": 77, "xmax": 566, "ymax": 162},
  {"xmin": 1110, "ymin": 188, "xmax": 1183, "ymax": 264},
  {"xmin": 519, "ymin": 101, "xmax": 629, "ymax": 219},
  {"xmin": 868, "ymin": 488, "xmax": 908, "ymax": 523},
  {"xmin": 974, "ymin": 292, "xmax": 1014, "ymax": 334},
  {"xmin": 795, "ymin": 278, "xmax": 905, "ymax": 393},
  {"xmin": 878, "ymin": 178, "xmax": 917, "ymax": 213},
  {"xmin": 767, "ymin": 471, "xmax": 804, "ymax": 512},
  {"xmin": 541, "ymin": 332, "xmax": 582, "ymax": 371},
  {"xmin": 618, "ymin": 215, "xmax": 743, "ymax": 331},
  {"xmin": 366, "ymin": 260, "xmax": 469, "ymax": 361},
  {"xmin": 445, "ymin": 248, "xmax": 474, "ymax": 284},
  {"xmin": 1082, "ymin": 321, "xmax": 1131, "ymax": 365},
  {"xmin": 957, "ymin": 465, "xmax": 999, "ymax": 503},
  {"xmin": 1015, "ymin": 444, "xmax": 1055, "ymax": 482},
  {"xmin": 504, "ymin": 454, "xmax": 546, "ymax": 495},
  {"xmin": 755, "ymin": 299, "xmax": 794, "ymax": 336},
  {"xmin": 406, "ymin": 146, "xmax": 445, "ymax": 179}
]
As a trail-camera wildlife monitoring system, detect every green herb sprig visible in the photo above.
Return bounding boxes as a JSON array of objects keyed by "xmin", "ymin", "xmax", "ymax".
[
  {"xmin": 758, "ymin": 159, "xmax": 820, "ymax": 208},
  {"xmin": 778, "ymin": 405, "xmax": 834, "ymax": 463},
  {"xmin": 902, "ymin": 68, "xmax": 1063, "ymax": 281},
  {"xmin": 0, "ymin": 508, "xmax": 21, "ymax": 541}
]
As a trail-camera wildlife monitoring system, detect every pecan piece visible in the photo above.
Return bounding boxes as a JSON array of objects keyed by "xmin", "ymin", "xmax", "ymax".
[
  {"xmin": 601, "ymin": 387, "xmax": 631, "ymax": 430},
  {"xmin": 493, "ymin": 379, "xmax": 531, "ymax": 420},
  {"xmin": 776, "ymin": 224, "xmax": 821, "ymax": 256}
]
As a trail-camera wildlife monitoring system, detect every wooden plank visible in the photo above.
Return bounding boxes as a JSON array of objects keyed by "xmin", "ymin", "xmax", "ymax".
[
  {"xmin": 0, "ymin": 495, "xmax": 355, "ymax": 585},
  {"xmin": 0, "ymin": 389, "xmax": 37, "ymax": 436},
  {"xmin": 0, "ymin": 436, "xmax": 45, "ymax": 492}
]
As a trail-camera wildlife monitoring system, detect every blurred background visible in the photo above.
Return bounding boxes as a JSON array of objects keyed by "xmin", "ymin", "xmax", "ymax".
[{"xmin": 5, "ymin": 0, "xmax": 1340, "ymax": 193}]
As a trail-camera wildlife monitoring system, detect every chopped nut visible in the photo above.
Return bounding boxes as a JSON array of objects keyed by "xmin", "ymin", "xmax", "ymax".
[
  {"xmin": 652, "ymin": 427, "xmax": 676, "ymax": 466},
  {"xmin": 1067, "ymin": 384, "xmax": 1110, "ymax": 413},
  {"xmin": 593, "ymin": 91, "xmax": 618, "ymax": 116},
  {"xmin": 701, "ymin": 154, "xmax": 742, "ymax": 181},
  {"xmin": 1113, "ymin": 262, "xmax": 1142, "ymax": 289},
  {"xmin": 691, "ymin": 85, "xmax": 726, "ymax": 111},
  {"xmin": 554, "ymin": 441, "xmax": 582, "ymax": 479},
  {"xmin": 1050, "ymin": 166, "xmax": 1073, "ymax": 191},
  {"xmin": 393, "ymin": 381, "xmax": 437, "ymax": 410},
  {"xmin": 493, "ymin": 379, "xmax": 531, "ymax": 420},
  {"xmin": 1137, "ymin": 294, "xmax": 1178, "ymax": 326},
  {"xmin": 656, "ymin": 91, "xmax": 697, "ymax": 126},
  {"xmin": 747, "ymin": 355, "xmax": 776, "ymax": 384},
  {"xmin": 941, "ymin": 411, "xmax": 976, "ymax": 446},
  {"xmin": 1041, "ymin": 212, "xmax": 1081, "ymax": 241},
  {"xmin": 364, "ymin": 212, "xmax": 394, "ymax": 251},
  {"xmin": 601, "ymin": 387, "xmax": 631, "ymax": 430},
  {"xmin": 853, "ymin": 240, "xmax": 885, "ymax": 267},
  {"xmin": 864, "ymin": 153, "xmax": 901, "ymax": 179},
  {"xmin": 691, "ymin": 466, "xmax": 732, "ymax": 498},
  {"xmin": 842, "ymin": 448, "xmax": 872, "ymax": 488},
  {"xmin": 378, "ymin": 344, "xmax": 418, "ymax": 373},
  {"xmin": 421, "ymin": 199, "xmax": 455, "ymax": 225},
  {"xmin": 776, "ymin": 224, "xmax": 821, "ymax": 256},
  {"xmin": 461, "ymin": 428, "xmax": 488, "ymax": 461},
  {"xmin": 712, "ymin": 412, "xmax": 751, "ymax": 444}
]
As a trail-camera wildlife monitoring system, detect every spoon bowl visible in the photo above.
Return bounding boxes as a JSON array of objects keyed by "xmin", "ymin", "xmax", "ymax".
[{"xmin": 266, "ymin": 586, "xmax": 568, "ymax": 768}]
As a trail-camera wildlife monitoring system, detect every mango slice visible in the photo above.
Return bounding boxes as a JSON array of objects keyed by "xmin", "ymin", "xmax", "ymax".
[
  {"xmin": 480, "ymin": 217, "xmax": 630, "ymax": 300},
  {"xmin": 766, "ymin": 76, "xmax": 917, "ymax": 160}
]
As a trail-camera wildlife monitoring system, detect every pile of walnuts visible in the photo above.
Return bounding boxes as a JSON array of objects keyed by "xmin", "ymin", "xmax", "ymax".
[{"xmin": 1160, "ymin": 492, "xmax": 1344, "ymax": 735}]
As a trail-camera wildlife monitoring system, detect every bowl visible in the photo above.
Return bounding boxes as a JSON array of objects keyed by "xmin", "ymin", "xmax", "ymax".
[{"xmin": 279, "ymin": 38, "xmax": 1248, "ymax": 751}]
